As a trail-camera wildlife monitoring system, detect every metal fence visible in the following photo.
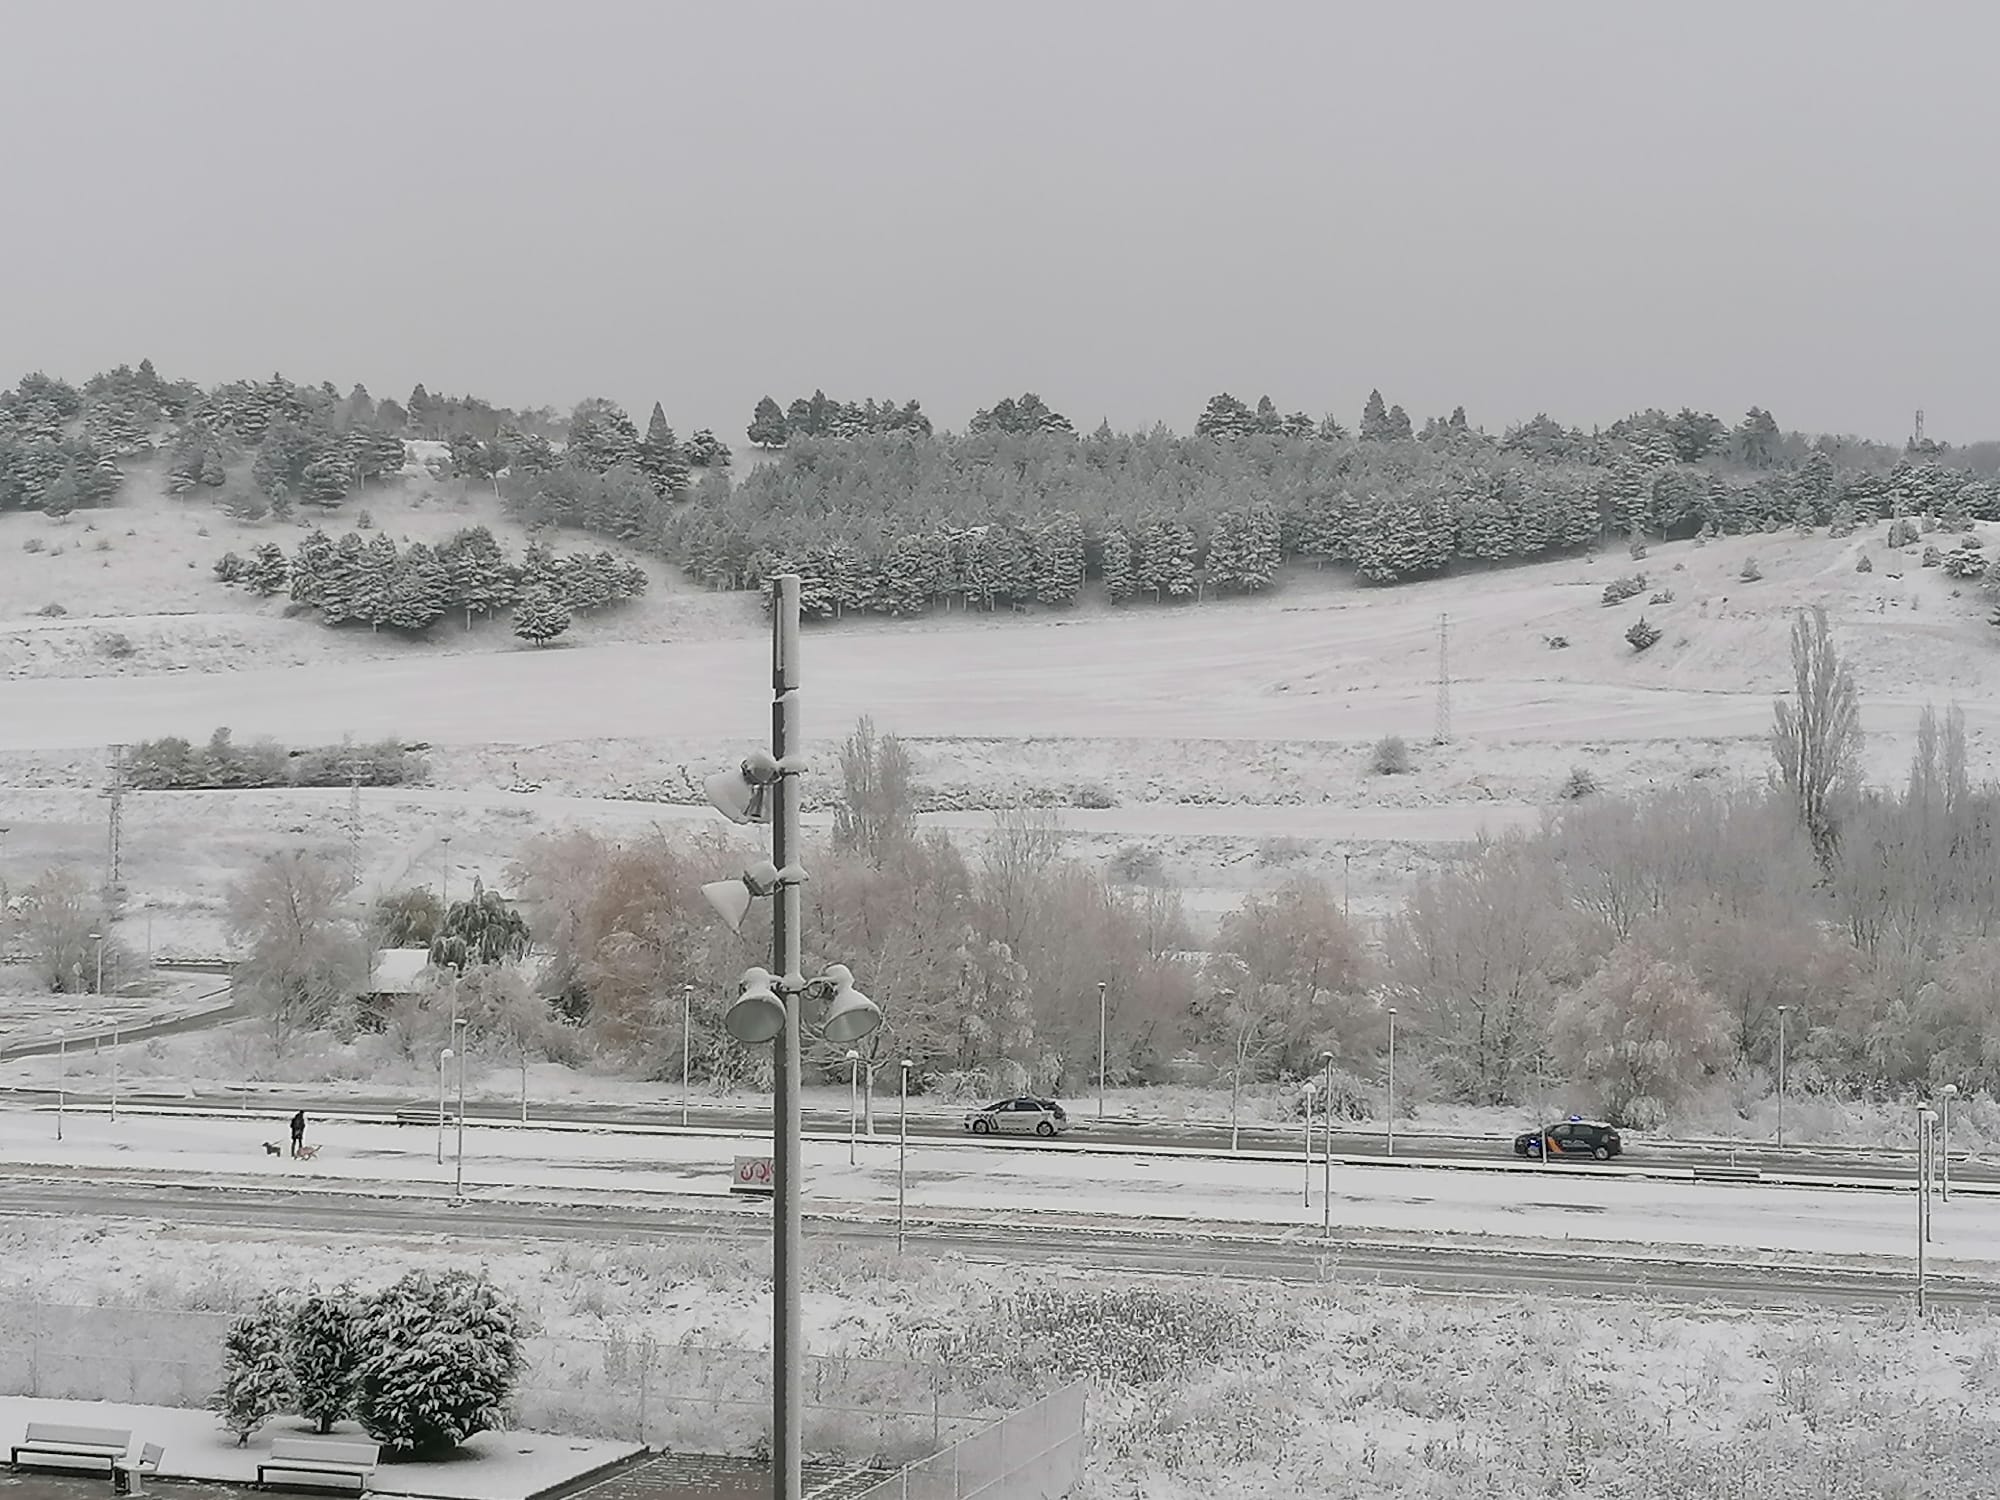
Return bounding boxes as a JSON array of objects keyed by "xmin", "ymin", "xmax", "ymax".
[
  {"xmin": 0, "ymin": 1303, "xmax": 1009, "ymax": 1468},
  {"xmin": 850, "ymin": 1381, "xmax": 1086, "ymax": 1500}
]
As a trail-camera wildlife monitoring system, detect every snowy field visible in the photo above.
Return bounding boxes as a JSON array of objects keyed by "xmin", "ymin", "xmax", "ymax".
[
  {"xmin": 1, "ymin": 1106, "xmax": 1987, "ymax": 1271},
  {"xmin": 0, "ymin": 1215, "xmax": 1994, "ymax": 1500}
]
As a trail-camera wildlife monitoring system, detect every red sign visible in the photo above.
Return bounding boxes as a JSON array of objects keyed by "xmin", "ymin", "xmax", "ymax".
[{"xmin": 732, "ymin": 1155, "xmax": 775, "ymax": 1194}]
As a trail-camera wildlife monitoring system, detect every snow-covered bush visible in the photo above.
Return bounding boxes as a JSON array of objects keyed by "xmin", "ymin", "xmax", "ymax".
[
  {"xmin": 212, "ymin": 1296, "xmax": 297, "ymax": 1446},
  {"xmin": 353, "ymin": 1270, "xmax": 528, "ymax": 1456}
]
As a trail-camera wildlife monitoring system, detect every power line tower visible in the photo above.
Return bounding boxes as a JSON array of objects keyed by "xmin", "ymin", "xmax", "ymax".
[
  {"xmin": 1433, "ymin": 613, "xmax": 1452, "ymax": 745},
  {"xmin": 1913, "ymin": 409, "xmax": 1925, "ymax": 448},
  {"xmin": 104, "ymin": 744, "xmax": 127, "ymax": 889}
]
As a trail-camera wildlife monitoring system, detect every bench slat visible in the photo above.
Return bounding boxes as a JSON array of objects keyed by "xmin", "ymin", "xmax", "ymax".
[{"xmin": 24, "ymin": 1424, "xmax": 131, "ymax": 1448}]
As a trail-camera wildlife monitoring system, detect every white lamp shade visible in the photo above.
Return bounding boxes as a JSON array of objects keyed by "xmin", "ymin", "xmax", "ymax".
[
  {"xmin": 821, "ymin": 984, "xmax": 882, "ymax": 1045},
  {"xmin": 701, "ymin": 878, "xmax": 756, "ymax": 933}
]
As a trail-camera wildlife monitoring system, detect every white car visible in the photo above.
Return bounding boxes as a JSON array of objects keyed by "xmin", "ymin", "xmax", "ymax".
[{"xmin": 963, "ymin": 1096, "xmax": 1070, "ymax": 1138}]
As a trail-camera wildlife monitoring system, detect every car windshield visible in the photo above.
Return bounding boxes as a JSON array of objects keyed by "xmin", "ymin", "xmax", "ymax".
[{"xmin": 981, "ymin": 1100, "xmax": 1008, "ymax": 1111}]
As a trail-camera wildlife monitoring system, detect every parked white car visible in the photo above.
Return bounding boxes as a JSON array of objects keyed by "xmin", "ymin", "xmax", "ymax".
[{"xmin": 963, "ymin": 1096, "xmax": 1070, "ymax": 1138}]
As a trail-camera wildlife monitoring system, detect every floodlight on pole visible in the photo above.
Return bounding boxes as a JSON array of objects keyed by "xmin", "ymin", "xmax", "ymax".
[
  {"xmin": 704, "ymin": 748, "xmax": 783, "ymax": 826},
  {"xmin": 700, "ymin": 860, "xmax": 787, "ymax": 933},
  {"xmin": 694, "ymin": 574, "xmax": 885, "ymax": 1500},
  {"xmin": 724, "ymin": 967, "xmax": 787, "ymax": 1045},
  {"xmin": 817, "ymin": 965, "xmax": 882, "ymax": 1046}
]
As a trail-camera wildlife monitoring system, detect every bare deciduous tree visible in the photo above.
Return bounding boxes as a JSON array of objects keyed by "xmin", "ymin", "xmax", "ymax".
[
  {"xmin": 1551, "ymin": 942, "xmax": 1731, "ymax": 1127},
  {"xmin": 832, "ymin": 715, "xmax": 918, "ymax": 866},
  {"xmin": 227, "ymin": 849, "xmax": 367, "ymax": 1051},
  {"xmin": 1771, "ymin": 605, "xmax": 1862, "ymax": 873},
  {"xmin": 23, "ymin": 867, "xmax": 106, "ymax": 993}
]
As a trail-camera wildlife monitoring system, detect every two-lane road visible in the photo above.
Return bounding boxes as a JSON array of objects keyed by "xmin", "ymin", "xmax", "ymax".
[{"xmin": 12, "ymin": 1087, "xmax": 1961, "ymax": 1188}]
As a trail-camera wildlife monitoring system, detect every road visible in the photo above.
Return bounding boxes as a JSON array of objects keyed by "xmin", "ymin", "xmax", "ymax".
[
  {"xmin": 0, "ymin": 976, "xmax": 237, "ymax": 1061},
  {"xmin": 15, "ymin": 1087, "xmax": 1961, "ymax": 1189},
  {"xmin": 0, "ymin": 1174, "xmax": 1977, "ymax": 1312}
]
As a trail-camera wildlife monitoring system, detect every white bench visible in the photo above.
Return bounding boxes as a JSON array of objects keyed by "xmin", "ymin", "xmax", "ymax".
[
  {"xmin": 258, "ymin": 1437, "xmax": 380, "ymax": 1493},
  {"xmin": 113, "ymin": 1442, "xmax": 165, "ymax": 1496},
  {"xmin": 10, "ymin": 1423, "xmax": 132, "ymax": 1474}
]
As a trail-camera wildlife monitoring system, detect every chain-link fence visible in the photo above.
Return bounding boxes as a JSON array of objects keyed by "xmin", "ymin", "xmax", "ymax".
[
  {"xmin": 851, "ymin": 1381, "xmax": 1086, "ymax": 1500},
  {"xmin": 0, "ymin": 1303, "xmax": 1006, "ymax": 1468}
]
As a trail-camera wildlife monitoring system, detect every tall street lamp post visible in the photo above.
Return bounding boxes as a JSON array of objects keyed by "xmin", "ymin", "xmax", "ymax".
[
  {"xmin": 682, "ymin": 983, "xmax": 694, "ymax": 1130},
  {"xmin": 54, "ymin": 1027, "xmax": 66, "ymax": 1141},
  {"xmin": 700, "ymin": 574, "xmax": 885, "ymax": 1500},
  {"xmin": 1939, "ymin": 1084, "xmax": 1958, "ymax": 1204},
  {"xmin": 437, "ymin": 1047, "xmax": 453, "ymax": 1165},
  {"xmin": 1301, "ymin": 1081, "xmax": 1316, "ymax": 1207},
  {"xmin": 1775, "ymin": 1005, "xmax": 1789, "ymax": 1150},
  {"xmin": 847, "ymin": 1049, "xmax": 861, "ymax": 1166},
  {"xmin": 1096, "ymin": 980, "xmax": 1108, "ymax": 1126},
  {"xmin": 453, "ymin": 1016, "xmax": 468, "ymax": 1200},
  {"xmin": 897, "ymin": 1058, "xmax": 912, "ymax": 1254},
  {"xmin": 1917, "ymin": 1105, "xmax": 1937, "ymax": 1317},
  {"xmin": 1386, "ymin": 1006, "xmax": 1398, "ymax": 1158},
  {"xmin": 1319, "ymin": 1051, "xmax": 1334, "ymax": 1237}
]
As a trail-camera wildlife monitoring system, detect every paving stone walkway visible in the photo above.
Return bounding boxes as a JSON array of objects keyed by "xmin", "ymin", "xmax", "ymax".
[{"xmin": 548, "ymin": 1452, "xmax": 888, "ymax": 1500}]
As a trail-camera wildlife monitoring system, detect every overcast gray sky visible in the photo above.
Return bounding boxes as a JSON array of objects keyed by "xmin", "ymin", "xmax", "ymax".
[{"xmin": 3, "ymin": 2, "xmax": 1994, "ymax": 444}]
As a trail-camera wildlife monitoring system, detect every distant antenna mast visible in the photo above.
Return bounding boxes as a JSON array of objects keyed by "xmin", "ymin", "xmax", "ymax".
[
  {"xmin": 104, "ymin": 744, "xmax": 127, "ymax": 888},
  {"xmin": 1434, "ymin": 613, "xmax": 1452, "ymax": 745},
  {"xmin": 1913, "ymin": 409, "xmax": 1925, "ymax": 447}
]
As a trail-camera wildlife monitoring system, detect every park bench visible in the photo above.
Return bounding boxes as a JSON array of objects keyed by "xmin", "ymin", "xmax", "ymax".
[
  {"xmin": 394, "ymin": 1107, "xmax": 447, "ymax": 1126},
  {"xmin": 10, "ymin": 1423, "xmax": 132, "ymax": 1473},
  {"xmin": 257, "ymin": 1436, "xmax": 380, "ymax": 1493},
  {"xmin": 112, "ymin": 1442, "xmax": 165, "ymax": 1496}
]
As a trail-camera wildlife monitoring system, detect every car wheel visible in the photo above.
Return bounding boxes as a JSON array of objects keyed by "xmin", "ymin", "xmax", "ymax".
[
  {"xmin": 1036, "ymin": 1120, "xmax": 1055, "ymax": 1137},
  {"xmin": 1593, "ymin": 1145, "xmax": 1610, "ymax": 1161},
  {"xmin": 972, "ymin": 1117, "xmax": 991, "ymax": 1135}
]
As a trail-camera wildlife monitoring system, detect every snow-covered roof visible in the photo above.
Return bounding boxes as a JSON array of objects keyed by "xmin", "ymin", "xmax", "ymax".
[{"xmin": 369, "ymin": 948, "xmax": 432, "ymax": 995}]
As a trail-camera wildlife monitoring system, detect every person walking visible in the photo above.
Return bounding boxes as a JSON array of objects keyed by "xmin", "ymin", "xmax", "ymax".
[{"xmin": 289, "ymin": 1110, "xmax": 307, "ymax": 1158}]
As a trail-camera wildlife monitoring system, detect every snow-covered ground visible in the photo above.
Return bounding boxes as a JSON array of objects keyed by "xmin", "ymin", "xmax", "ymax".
[
  {"xmin": 0, "ymin": 1394, "xmax": 637, "ymax": 1499},
  {"xmin": 2, "ymin": 1106, "xmax": 1985, "ymax": 1271}
]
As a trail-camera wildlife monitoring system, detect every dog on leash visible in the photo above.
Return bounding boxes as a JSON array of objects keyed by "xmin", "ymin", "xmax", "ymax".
[
  {"xmin": 296, "ymin": 1144, "xmax": 320, "ymax": 1161},
  {"xmin": 263, "ymin": 1142, "xmax": 283, "ymax": 1156}
]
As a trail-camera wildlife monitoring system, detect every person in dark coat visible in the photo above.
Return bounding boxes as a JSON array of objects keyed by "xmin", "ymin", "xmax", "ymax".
[{"xmin": 290, "ymin": 1110, "xmax": 307, "ymax": 1158}]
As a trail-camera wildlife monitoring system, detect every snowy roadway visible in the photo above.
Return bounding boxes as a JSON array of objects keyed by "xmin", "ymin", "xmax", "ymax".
[{"xmin": 0, "ymin": 1108, "xmax": 1989, "ymax": 1280}]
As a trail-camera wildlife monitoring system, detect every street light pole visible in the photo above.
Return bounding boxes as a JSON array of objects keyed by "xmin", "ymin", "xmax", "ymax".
[
  {"xmin": 1301, "ymin": 1081, "xmax": 1316, "ymax": 1207},
  {"xmin": 54, "ymin": 1028, "xmax": 65, "ymax": 1141},
  {"xmin": 1939, "ymin": 1084, "xmax": 1958, "ymax": 1204},
  {"xmin": 682, "ymin": 983, "xmax": 694, "ymax": 1130},
  {"xmin": 453, "ymin": 1017, "xmax": 468, "ymax": 1200},
  {"xmin": 1386, "ymin": 1007, "xmax": 1398, "ymax": 1158},
  {"xmin": 1319, "ymin": 1052, "xmax": 1334, "ymax": 1238},
  {"xmin": 1775, "ymin": 1005, "xmax": 1788, "ymax": 1150},
  {"xmin": 771, "ymin": 575, "xmax": 806, "ymax": 1500},
  {"xmin": 111, "ymin": 1018, "xmax": 120, "ymax": 1124},
  {"xmin": 847, "ymin": 1049, "xmax": 860, "ymax": 1165},
  {"xmin": 1096, "ymin": 980, "xmax": 1108, "ymax": 1126},
  {"xmin": 1917, "ymin": 1106, "xmax": 1935, "ymax": 1317},
  {"xmin": 92, "ymin": 931, "xmax": 104, "ymax": 995},
  {"xmin": 437, "ymin": 1047, "xmax": 452, "ymax": 1166},
  {"xmin": 897, "ymin": 1058, "xmax": 911, "ymax": 1254}
]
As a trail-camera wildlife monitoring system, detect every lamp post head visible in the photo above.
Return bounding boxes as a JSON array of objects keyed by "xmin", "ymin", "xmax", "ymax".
[
  {"xmin": 704, "ymin": 748, "xmax": 782, "ymax": 826},
  {"xmin": 818, "ymin": 964, "xmax": 882, "ymax": 1045},
  {"xmin": 1939, "ymin": 1084, "xmax": 1960, "ymax": 1099},
  {"xmin": 1302, "ymin": 1080, "xmax": 1317, "ymax": 1096},
  {"xmin": 846, "ymin": 1048, "xmax": 860, "ymax": 1063},
  {"xmin": 89, "ymin": 931, "xmax": 101, "ymax": 943},
  {"xmin": 724, "ymin": 967, "xmax": 786, "ymax": 1045},
  {"xmin": 442, "ymin": 1048, "xmax": 453, "ymax": 1063},
  {"xmin": 900, "ymin": 1058, "xmax": 912, "ymax": 1070}
]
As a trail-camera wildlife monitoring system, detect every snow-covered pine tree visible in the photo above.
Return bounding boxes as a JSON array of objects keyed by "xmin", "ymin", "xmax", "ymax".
[
  {"xmin": 212, "ymin": 1296, "xmax": 297, "ymax": 1447},
  {"xmin": 1360, "ymin": 389, "xmax": 1391, "ymax": 441},
  {"xmin": 637, "ymin": 404, "xmax": 690, "ymax": 498},
  {"xmin": 353, "ymin": 534, "xmax": 401, "ymax": 630},
  {"xmin": 1099, "ymin": 524, "xmax": 1135, "ymax": 603},
  {"xmin": 877, "ymin": 532, "xmax": 932, "ymax": 616},
  {"xmin": 1237, "ymin": 502, "xmax": 1282, "ymax": 590},
  {"xmin": 352, "ymin": 1271, "xmax": 526, "ymax": 1458},
  {"xmin": 1204, "ymin": 510, "xmax": 1242, "ymax": 593},
  {"xmin": 290, "ymin": 529, "xmax": 334, "ymax": 607},
  {"xmin": 1159, "ymin": 520, "xmax": 1198, "ymax": 599},
  {"xmin": 246, "ymin": 543, "xmax": 290, "ymax": 597},
  {"xmin": 300, "ymin": 451, "xmax": 350, "ymax": 508},
  {"xmin": 386, "ymin": 545, "xmax": 449, "ymax": 631},
  {"xmin": 747, "ymin": 396, "xmax": 789, "ymax": 449},
  {"xmin": 512, "ymin": 586, "xmax": 571, "ymax": 646},
  {"xmin": 1035, "ymin": 513, "xmax": 1085, "ymax": 604},
  {"xmin": 290, "ymin": 1289, "xmax": 361, "ymax": 1435}
]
